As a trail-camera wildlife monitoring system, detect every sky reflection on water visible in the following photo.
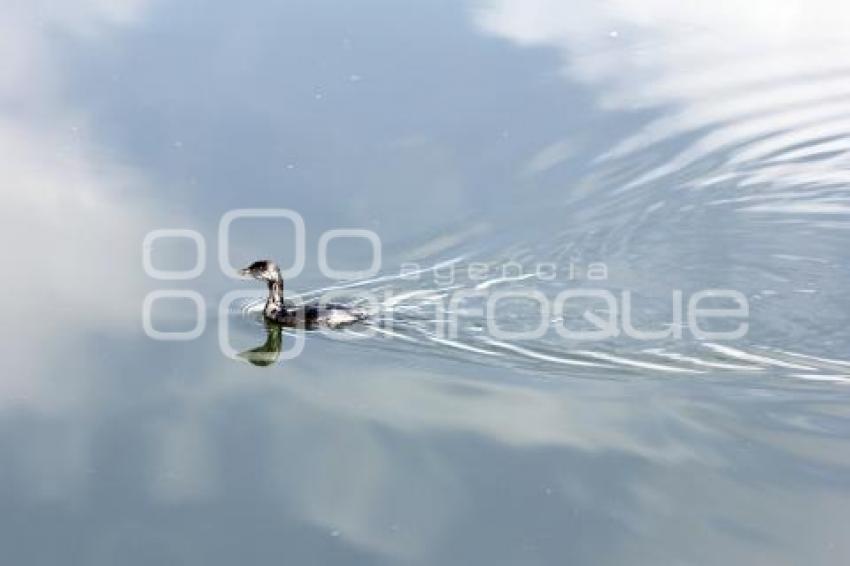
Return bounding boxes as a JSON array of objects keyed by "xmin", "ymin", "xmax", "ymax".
[{"xmin": 2, "ymin": 0, "xmax": 850, "ymax": 564}]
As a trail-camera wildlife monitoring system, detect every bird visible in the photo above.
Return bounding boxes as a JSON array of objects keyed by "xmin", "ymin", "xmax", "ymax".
[{"xmin": 238, "ymin": 260, "xmax": 367, "ymax": 328}]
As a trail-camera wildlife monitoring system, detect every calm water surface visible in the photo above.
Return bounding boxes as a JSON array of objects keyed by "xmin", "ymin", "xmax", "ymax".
[{"xmin": 2, "ymin": 1, "xmax": 850, "ymax": 564}]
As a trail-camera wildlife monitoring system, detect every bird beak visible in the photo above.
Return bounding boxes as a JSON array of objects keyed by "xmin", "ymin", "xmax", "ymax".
[{"xmin": 238, "ymin": 267, "xmax": 252, "ymax": 278}]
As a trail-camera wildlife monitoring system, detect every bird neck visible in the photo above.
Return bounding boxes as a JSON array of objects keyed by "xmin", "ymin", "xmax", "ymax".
[{"xmin": 266, "ymin": 277, "xmax": 284, "ymax": 309}]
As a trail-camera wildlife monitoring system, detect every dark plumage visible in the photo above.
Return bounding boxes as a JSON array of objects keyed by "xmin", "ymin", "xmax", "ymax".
[{"xmin": 238, "ymin": 260, "xmax": 366, "ymax": 328}]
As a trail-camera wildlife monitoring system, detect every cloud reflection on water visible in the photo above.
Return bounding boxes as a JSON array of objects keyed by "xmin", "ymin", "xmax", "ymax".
[
  {"xmin": 1, "ymin": 1, "xmax": 850, "ymax": 564},
  {"xmin": 476, "ymin": 0, "xmax": 850, "ymax": 205}
]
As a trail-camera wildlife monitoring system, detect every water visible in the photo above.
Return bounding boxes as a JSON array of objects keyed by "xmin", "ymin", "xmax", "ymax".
[{"xmin": 3, "ymin": 1, "xmax": 850, "ymax": 564}]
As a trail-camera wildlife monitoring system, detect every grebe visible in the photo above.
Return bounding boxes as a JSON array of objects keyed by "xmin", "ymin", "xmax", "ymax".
[{"xmin": 238, "ymin": 260, "xmax": 366, "ymax": 328}]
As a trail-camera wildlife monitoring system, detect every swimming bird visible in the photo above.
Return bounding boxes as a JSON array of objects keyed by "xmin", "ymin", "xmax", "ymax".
[{"xmin": 238, "ymin": 260, "xmax": 366, "ymax": 328}]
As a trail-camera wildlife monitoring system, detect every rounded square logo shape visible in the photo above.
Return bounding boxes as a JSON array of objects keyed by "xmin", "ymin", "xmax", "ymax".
[
  {"xmin": 218, "ymin": 290, "xmax": 306, "ymax": 361},
  {"xmin": 142, "ymin": 290, "xmax": 206, "ymax": 341},
  {"xmin": 219, "ymin": 209, "xmax": 305, "ymax": 279},
  {"xmin": 318, "ymin": 229, "xmax": 381, "ymax": 280},
  {"xmin": 143, "ymin": 229, "xmax": 206, "ymax": 280}
]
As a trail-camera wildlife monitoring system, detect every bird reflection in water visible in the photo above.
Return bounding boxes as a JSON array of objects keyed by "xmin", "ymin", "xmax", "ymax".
[{"xmin": 238, "ymin": 321, "xmax": 283, "ymax": 367}]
